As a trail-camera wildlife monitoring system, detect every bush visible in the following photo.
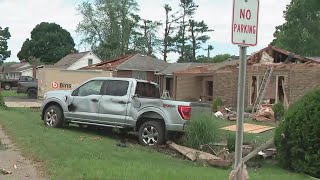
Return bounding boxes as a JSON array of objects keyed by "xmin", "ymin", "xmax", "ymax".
[
  {"xmin": 186, "ymin": 113, "xmax": 219, "ymax": 149},
  {"xmin": 212, "ymin": 97, "xmax": 223, "ymax": 112},
  {"xmin": 0, "ymin": 92, "xmax": 7, "ymax": 109},
  {"xmin": 272, "ymin": 103, "xmax": 285, "ymax": 121},
  {"xmin": 275, "ymin": 88, "xmax": 320, "ymax": 178},
  {"xmin": 227, "ymin": 133, "xmax": 236, "ymax": 152}
]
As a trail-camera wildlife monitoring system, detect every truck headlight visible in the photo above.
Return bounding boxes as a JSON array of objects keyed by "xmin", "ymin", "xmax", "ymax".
[{"xmin": 44, "ymin": 93, "xmax": 47, "ymax": 100}]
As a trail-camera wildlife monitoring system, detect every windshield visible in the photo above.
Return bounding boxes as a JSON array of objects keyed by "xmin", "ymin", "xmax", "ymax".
[{"xmin": 135, "ymin": 82, "xmax": 160, "ymax": 99}]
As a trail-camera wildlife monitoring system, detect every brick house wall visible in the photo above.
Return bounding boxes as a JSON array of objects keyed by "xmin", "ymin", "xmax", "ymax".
[
  {"xmin": 174, "ymin": 75, "xmax": 202, "ymax": 101},
  {"xmin": 213, "ymin": 64, "xmax": 320, "ymax": 108},
  {"xmin": 287, "ymin": 65, "xmax": 320, "ymax": 104}
]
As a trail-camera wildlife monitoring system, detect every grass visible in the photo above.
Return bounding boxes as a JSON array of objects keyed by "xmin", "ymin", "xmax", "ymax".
[
  {"xmin": 0, "ymin": 108, "xmax": 312, "ymax": 180},
  {"xmin": 0, "ymin": 90, "xmax": 26, "ymax": 97}
]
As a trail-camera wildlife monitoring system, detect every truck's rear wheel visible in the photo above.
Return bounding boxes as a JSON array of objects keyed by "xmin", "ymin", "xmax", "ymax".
[
  {"xmin": 138, "ymin": 121, "xmax": 165, "ymax": 146},
  {"xmin": 44, "ymin": 105, "xmax": 63, "ymax": 128},
  {"xmin": 3, "ymin": 83, "xmax": 11, "ymax": 90},
  {"xmin": 27, "ymin": 89, "xmax": 37, "ymax": 99}
]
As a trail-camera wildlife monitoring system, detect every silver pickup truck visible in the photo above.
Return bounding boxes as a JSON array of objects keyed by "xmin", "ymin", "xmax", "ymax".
[{"xmin": 40, "ymin": 77, "xmax": 194, "ymax": 146}]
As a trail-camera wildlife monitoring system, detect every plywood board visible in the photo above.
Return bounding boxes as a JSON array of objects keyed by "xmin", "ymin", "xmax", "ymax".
[{"xmin": 220, "ymin": 123, "xmax": 274, "ymax": 134}]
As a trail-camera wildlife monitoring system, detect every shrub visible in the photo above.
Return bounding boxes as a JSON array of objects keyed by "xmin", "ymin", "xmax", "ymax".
[
  {"xmin": 186, "ymin": 113, "xmax": 219, "ymax": 149},
  {"xmin": 212, "ymin": 97, "xmax": 223, "ymax": 112},
  {"xmin": 272, "ymin": 103, "xmax": 285, "ymax": 121},
  {"xmin": 275, "ymin": 88, "xmax": 320, "ymax": 178},
  {"xmin": 0, "ymin": 92, "xmax": 7, "ymax": 109},
  {"xmin": 227, "ymin": 133, "xmax": 236, "ymax": 152}
]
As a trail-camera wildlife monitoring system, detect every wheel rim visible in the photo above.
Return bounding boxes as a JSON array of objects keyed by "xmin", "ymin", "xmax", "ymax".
[
  {"xmin": 142, "ymin": 126, "xmax": 159, "ymax": 146},
  {"xmin": 4, "ymin": 85, "xmax": 10, "ymax": 90},
  {"xmin": 45, "ymin": 109, "xmax": 58, "ymax": 126}
]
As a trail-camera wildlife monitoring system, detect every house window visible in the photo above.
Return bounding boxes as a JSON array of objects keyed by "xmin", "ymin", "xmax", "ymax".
[{"xmin": 88, "ymin": 59, "xmax": 93, "ymax": 66}]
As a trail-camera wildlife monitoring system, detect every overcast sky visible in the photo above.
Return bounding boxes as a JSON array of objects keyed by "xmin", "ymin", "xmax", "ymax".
[{"xmin": 0, "ymin": 0, "xmax": 290, "ymax": 62}]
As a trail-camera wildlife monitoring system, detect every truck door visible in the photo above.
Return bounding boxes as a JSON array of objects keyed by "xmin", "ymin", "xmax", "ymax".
[
  {"xmin": 66, "ymin": 80, "xmax": 104, "ymax": 122},
  {"xmin": 99, "ymin": 79, "xmax": 131, "ymax": 126}
]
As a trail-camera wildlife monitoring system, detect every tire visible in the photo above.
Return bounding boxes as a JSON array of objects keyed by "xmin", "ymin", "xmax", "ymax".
[
  {"xmin": 3, "ymin": 83, "xmax": 11, "ymax": 90},
  {"xmin": 44, "ymin": 105, "xmax": 64, "ymax": 128},
  {"xmin": 138, "ymin": 121, "xmax": 165, "ymax": 146},
  {"xmin": 27, "ymin": 89, "xmax": 37, "ymax": 99}
]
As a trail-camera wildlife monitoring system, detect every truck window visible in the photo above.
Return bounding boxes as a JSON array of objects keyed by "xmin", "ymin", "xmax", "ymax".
[
  {"xmin": 76, "ymin": 80, "xmax": 104, "ymax": 96},
  {"xmin": 104, "ymin": 80, "xmax": 129, "ymax": 96},
  {"xmin": 135, "ymin": 82, "xmax": 160, "ymax": 99}
]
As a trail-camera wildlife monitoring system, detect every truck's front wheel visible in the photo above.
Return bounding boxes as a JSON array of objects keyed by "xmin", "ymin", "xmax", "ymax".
[
  {"xmin": 44, "ymin": 105, "xmax": 64, "ymax": 128},
  {"xmin": 138, "ymin": 121, "xmax": 165, "ymax": 146}
]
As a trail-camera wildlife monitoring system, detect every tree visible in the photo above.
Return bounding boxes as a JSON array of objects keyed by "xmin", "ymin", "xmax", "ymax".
[
  {"xmin": 162, "ymin": 4, "xmax": 180, "ymax": 62},
  {"xmin": 140, "ymin": 19, "xmax": 162, "ymax": 56},
  {"xmin": 17, "ymin": 22, "xmax": 75, "ymax": 64},
  {"xmin": 188, "ymin": 20, "xmax": 213, "ymax": 61},
  {"xmin": 0, "ymin": 26, "xmax": 11, "ymax": 64},
  {"xmin": 206, "ymin": 45, "xmax": 214, "ymax": 58},
  {"xmin": 271, "ymin": 0, "xmax": 320, "ymax": 56},
  {"xmin": 175, "ymin": 0, "xmax": 198, "ymax": 62},
  {"xmin": 77, "ymin": 0, "xmax": 140, "ymax": 60},
  {"xmin": 197, "ymin": 54, "xmax": 232, "ymax": 63}
]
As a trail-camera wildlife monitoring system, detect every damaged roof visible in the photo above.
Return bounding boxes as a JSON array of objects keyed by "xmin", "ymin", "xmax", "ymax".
[
  {"xmin": 248, "ymin": 45, "xmax": 318, "ymax": 64},
  {"xmin": 157, "ymin": 63, "xmax": 206, "ymax": 75},
  {"xmin": 174, "ymin": 59, "xmax": 239, "ymax": 75},
  {"xmin": 83, "ymin": 54, "xmax": 168, "ymax": 72},
  {"xmin": 54, "ymin": 51, "xmax": 90, "ymax": 69}
]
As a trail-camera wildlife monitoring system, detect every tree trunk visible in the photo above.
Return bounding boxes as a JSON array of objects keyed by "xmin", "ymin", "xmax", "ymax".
[{"xmin": 191, "ymin": 24, "xmax": 196, "ymax": 61}]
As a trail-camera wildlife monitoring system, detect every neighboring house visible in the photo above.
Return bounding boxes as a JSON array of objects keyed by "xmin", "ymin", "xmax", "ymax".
[
  {"xmin": 54, "ymin": 51, "xmax": 102, "ymax": 70},
  {"xmin": 0, "ymin": 62, "xmax": 31, "ymax": 79},
  {"xmin": 19, "ymin": 65, "xmax": 44, "ymax": 78},
  {"xmin": 173, "ymin": 59, "xmax": 239, "ymax": 102},
  {"xmin": 156, "ymin": 63, "xmax": 206, "ymax": 98},
  {"xmin": 82, "ymin": 54, "xmax": 169, "ymax": 84}
]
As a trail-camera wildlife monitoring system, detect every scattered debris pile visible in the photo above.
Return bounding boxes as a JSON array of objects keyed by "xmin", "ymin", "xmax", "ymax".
[
  {"xmin": 213, "ymin": 106, "xmax": 252, "ymax": 121},
  {"xmin": 253, "ymin": 105, "xmax": 275, "ymax": 122}
]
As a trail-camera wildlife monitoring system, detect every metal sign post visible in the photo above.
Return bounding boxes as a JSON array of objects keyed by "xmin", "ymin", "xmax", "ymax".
[{"xmin": 231, "ymin": 0, "xmax": 259, "ymax": 179}]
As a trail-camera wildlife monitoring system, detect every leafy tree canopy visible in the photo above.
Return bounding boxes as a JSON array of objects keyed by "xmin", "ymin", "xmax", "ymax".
[
  {"xmin": 271, "ymin": 0, "xmax": 320, "ymax": 56},
  {"xmin": 17, "ymin": 22, "xmax": 76, "ymax": 64},
  {"xmin": 0, "ymin": 26, "xmax": 11, "ymax": 64},
  {"xmin": 197, "ymin": 54, "xmax": 232, "ymax": 63}
]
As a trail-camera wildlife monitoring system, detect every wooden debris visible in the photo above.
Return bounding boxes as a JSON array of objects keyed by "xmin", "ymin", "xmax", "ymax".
[
  {"xmin": 242, "ymin": 138, "xmax": 274, "ymax": 163},
  {"xmin": 167, "ymin": 141, "xmax": 231, "ymax": 168},
  {"xmin": 0, "ymin": 168, "xmax": 12, "ymax": 175}
]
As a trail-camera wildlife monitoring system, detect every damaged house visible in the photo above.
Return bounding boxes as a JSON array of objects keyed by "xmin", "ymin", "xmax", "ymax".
[{"xmin": 173, "ymin": 45, "xmax": 320, "ymax": 109}]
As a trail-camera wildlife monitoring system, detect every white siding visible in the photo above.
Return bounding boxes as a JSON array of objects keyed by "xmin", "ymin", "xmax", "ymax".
[
  {"xmin": 21, "ymin": 69, "xmax": 33, "ymax": 77},
  {"xmin": 67, "ymin": 52, "xmax": 102, "ymax": 70}
]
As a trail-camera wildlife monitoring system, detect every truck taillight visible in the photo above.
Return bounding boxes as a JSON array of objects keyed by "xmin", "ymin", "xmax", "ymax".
[{"xmin": 178, "ymin": 106, "xmax": 191, "ymax": 120}]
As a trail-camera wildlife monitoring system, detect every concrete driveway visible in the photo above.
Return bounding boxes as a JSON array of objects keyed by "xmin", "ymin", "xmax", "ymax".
[{"xmin": 4, "ymin": 97, "xmax": 42, "ymax": 108}]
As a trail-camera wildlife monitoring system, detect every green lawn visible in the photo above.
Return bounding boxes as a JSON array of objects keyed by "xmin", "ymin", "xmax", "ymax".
[
  {"xmin": 0, "ymin": 108, "xmax": 311, "ymax": 180},
  {"xmin": 0, "ymin": 90, "xmax": 26, "ymax": 97}
]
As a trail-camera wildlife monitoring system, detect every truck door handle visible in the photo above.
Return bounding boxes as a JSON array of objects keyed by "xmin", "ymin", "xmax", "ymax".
[{"xmin": 91, "ymin": 99, "xmax": 99, "ymax": 103}]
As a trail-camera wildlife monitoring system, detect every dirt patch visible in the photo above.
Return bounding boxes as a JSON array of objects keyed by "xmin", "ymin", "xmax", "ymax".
[{"xmin": 0, "ymin": 126, "xmax": 46, "ymax": 180}]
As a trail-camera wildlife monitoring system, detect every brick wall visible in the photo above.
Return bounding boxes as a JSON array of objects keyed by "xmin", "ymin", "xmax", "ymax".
[
  {"xmin": 213, "ymin": 64, "xmax": 320, "ymax": 108},
  {"xmin": 213, "ymin": 68, "xmax": 242, "ymax": 107},
  {"xmin": 288, "ymin": 65, "xmax": 320, "ymax": 104},
  {"xmin": 175, "ymin": 75, "xmax": 202, "ymax": 101},
  {"xmin": 114, "ymin": 70, "xmax": 132, "ymax": 78}
]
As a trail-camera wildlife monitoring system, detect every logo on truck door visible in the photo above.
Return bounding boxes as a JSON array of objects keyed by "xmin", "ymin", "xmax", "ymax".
[{"xmin": 51, "ymin": 82, "xmax": 72, "ymax": 89}]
